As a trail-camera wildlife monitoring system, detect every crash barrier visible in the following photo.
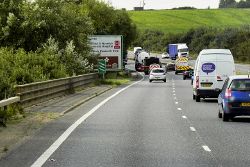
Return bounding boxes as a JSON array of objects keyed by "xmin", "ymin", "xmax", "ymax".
[
  {"xmin": 0, "ymin": 96, "xmax": 20, "ymax": 127},
  {"xmin": 15, "ymin": 73, "xmax": 98, "ymax": 108}
]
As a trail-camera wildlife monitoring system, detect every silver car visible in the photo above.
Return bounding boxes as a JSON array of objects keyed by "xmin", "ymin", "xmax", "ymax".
[{"xmin": 149, "ymin": 68, "xmax": 166, "ymax": 82}]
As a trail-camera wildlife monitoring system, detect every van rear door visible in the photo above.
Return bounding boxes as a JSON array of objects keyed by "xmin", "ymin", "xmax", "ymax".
[
  {"xmin": 199, "ymin": 61, "xmax": 216, "ymax": 90},
  {"xmin": 215, "ymin": 61, "xmax": 235, "ymax": 89}
]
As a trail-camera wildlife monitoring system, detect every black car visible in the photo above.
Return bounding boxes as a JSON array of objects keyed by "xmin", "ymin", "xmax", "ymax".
[
  {"xmin": 166, "ymin": 62, "xmax": 175, "ymax": 71},
  {"xmin": 183, "ymin": 68, "xmax": 194, "ymax": 80}
]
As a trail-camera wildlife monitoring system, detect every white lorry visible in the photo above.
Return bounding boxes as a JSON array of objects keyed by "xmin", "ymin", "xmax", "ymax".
[{"xmin": 168, "ymin": 43, "xmax": 189, "ymax": 60}]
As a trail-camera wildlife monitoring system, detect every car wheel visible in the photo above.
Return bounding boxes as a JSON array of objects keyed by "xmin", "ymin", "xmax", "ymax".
[
  {"xmin": 222, "ymin": 112, "xmax": 230, "ymax": 122},
  {"xmin": 193, "ymin": 94, "xmax": 195, "ymax": 100},
  {"xmin": 149, "ymin": 80, "xmax": 152, "ymax": 83},
  {"xmin": 195, "ymin": 95, "xmax": 200, "ymax": 102},
  {"xmin": 183, "ymin": 76, "xmax": 186, "ymax": 80},
  {"xmin": 163, "ymin": 79, "xmax": 166, "ymax": 82},
  {"xmin": 175, "ymin": 71, "xmax": 178, "ymax": 75}
]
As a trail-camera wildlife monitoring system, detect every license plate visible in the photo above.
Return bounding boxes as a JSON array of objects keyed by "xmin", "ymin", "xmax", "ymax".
[
  {"xmin": 201, "ymin": 83, "xmax": 212, "ymax": 87},
  {"xmin": 241, "ymin": 103, "xmax": 250, "ymax": 107}
]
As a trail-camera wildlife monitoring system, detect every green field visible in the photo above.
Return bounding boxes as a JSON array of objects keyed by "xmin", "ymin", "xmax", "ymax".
[{"xmin": 129, "ymin": 9, "xmax": 250, "ymax": 34}]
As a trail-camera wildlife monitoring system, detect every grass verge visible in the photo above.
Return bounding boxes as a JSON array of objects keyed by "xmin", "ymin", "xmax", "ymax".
[
  {"xmin": 95, "ymin": 71, "xmax": 132, "ymax": 86},
  {"xmin": 0, "ymin": 112, "xmax": 60, "ymax": 158}
]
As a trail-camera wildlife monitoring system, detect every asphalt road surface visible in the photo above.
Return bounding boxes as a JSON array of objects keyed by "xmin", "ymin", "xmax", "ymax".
[{"xmin": 1, "ymin": 71, "xmax": 250, "ymax": 167}]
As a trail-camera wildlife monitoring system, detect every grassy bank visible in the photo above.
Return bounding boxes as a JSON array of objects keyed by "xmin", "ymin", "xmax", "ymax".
[{"xmin": 129, "ymin": 9, "xmax": 250, "ymax": 34}]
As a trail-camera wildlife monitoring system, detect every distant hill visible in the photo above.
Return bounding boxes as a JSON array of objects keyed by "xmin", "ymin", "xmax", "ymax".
[{"xmin": 128, "ymin": 9, "xmax": 250, "ymax": 34}]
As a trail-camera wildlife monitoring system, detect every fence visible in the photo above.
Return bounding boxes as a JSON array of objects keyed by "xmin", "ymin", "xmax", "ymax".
[{"xmin": 14, "ymin": 73, "xmax": 98, "ymax": 108}]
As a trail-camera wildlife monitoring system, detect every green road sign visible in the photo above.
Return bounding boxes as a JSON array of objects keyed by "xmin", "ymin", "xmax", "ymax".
[{"xmin": 98, "ymin": 60, "xmax": 106, "ymax": 74}]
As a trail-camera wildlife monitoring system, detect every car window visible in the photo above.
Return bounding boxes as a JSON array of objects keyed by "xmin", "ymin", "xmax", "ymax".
[
  {"xmin": 152, "ymin": 69, "xmax": 165, "ymax": 73},
  {"xmin": 229, "ymin": 79, "xmax": 250, "ymax": 91}
]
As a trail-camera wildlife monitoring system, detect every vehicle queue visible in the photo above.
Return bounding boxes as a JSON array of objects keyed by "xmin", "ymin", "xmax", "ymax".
[{"xmin": 134, "ymin": 46, "xmax": 250, "ymax": 122}]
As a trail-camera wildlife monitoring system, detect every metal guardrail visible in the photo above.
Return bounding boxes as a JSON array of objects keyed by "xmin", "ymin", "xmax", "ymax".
[
  {"xmin": 0, "ymin": 96, "xmax": 20, "ymax": 108},
  {"xmin": 15, "ymin": 73, "xmax": 98, "ymax": 108},
  {"xmin": 0, "ymin": 96, "xmax": 20, "ymax": 126}
]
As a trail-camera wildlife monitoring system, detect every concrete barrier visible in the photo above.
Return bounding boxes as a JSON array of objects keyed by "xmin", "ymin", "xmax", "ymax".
[{"xmin": 15, "ymin": 73, "xmax": 98, "ymax": 108}]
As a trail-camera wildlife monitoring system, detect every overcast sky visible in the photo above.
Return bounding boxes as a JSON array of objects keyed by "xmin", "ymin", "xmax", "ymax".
[{"xmin": 103, "ymin": 0, "xmax": 221, "ymax": 10}]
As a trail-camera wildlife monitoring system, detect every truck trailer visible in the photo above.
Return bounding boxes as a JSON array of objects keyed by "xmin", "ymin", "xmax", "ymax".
[{"xmin": 168, "ymin": 43, "xmax": 189, "ymax": 60}]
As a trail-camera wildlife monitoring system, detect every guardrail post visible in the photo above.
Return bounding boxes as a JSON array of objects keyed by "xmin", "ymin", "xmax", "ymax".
[{"xmin": 68, "ymin": 77, "xmax": 75, "ymax": 94}]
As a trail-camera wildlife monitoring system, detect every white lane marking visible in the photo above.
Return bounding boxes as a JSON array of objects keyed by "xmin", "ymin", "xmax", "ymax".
[
  {"xmin": 190, "ymin": 127, "xmax": 196, "ymax": 132},
  {"xmin": 31, "ymin": 76, "xmax": 144, "ymax": 167},
  {"xmin": 174, "ymin": 97, "xmax": 177, "ymax": 100},
  {"xmin": 175, "ymin": 102, "xmax": 178, "ymax": 104},
  {"xmin": 202, "ymin": 145, "xmax": 211, "ymax": 152},
  {"xmin": 182, "ymin": 116, "xmax": 187, "ymax": 119},
  {"xmin": 173, "ymin": 94, "xmax": 176, "ymax": 96},
  {"xmin": 173, "ymin": 90, "xmax": 175, "ymax": 93},
  {"xmin": 172, "ymin": 87, "xmax": 175, "ymax": 89},
  {"xmin": 177, "ymin": 108, "xmax": 182, "ymax": 111}
]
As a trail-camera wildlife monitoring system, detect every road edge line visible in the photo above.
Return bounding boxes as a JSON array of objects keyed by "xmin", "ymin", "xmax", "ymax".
[{"xmin": 31, "ymin": 74, "xmax": 144, "ymax": 167}]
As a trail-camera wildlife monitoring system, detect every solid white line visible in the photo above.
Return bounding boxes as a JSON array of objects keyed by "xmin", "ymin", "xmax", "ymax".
[
  {"xmin": 31, "ymin": 77, "xmax": 144, "ymax": 167},
  {"xmin": 202, "ymin": 145, "xmax": 211, "ymax": 152},
  {"xmin": 177, "ymin": 108, "xmax": 182, "ymax": 111},
  {"xmin": 190, "ymin": 127, "xmax": 196, "ymax": 132}
]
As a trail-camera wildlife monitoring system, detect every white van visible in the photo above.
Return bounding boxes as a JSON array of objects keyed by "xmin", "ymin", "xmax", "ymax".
[{"xmin": 192, "ymin": 49, "xmax": 235, "ymax": 102}]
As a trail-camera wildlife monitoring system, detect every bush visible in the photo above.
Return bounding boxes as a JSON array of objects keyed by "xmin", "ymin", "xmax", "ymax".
[{"xmin": 136, "ymin": 26, "xmax": 250, "ymax": 63}]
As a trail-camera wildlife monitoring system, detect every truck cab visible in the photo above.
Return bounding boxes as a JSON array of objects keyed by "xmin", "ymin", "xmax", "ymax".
[{"xmin": 168, "ymin": 43, "xmax": 189, "ymax": 60}]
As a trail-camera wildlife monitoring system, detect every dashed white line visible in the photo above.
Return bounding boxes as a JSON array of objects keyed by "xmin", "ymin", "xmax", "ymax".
[
  {"xmin": 182, "ymin": 115, "xmax": 187, "ymax": 119},
  {"xmin": 190, "ymin": 127, "xmax": 196, "ymax": 132},
  {"xmin": 177, "ymin": 108, "xmax": 182, "ymax": 111},
  {"xmin": 174, "ymin": 97, "xmax": 177, "ymax": 100},
  {"xmin": 175, "ymin": 102, "xmax": 178, "ymax": 104},
  {"xmin": 202, "ymin": 145, "xmax": 212, "ymax": 152},
  {"xmin": 173, "ymin": 90, "xmax": 175, "ymax": 93},
  {"xmin": 173, "ymin": 94, "xmax": 176, "ymax": 96}
]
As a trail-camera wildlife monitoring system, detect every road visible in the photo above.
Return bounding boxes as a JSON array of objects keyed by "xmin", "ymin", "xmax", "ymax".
[{"xmin": 1, "ymin": 70, "xmax": 250, "ymax": 166}]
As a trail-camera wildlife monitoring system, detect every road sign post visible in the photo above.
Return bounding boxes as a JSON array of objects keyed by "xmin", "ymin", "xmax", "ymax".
[{"xmin": 98, "ymin": 60, "xmax": 106, "ymax": 79}]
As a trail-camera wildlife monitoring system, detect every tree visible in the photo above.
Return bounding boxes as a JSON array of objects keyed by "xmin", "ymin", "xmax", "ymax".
[
  {"xmin": 219, "ymin": 0, "xmax": 236, "ymax": 8},
  {"xmin": 219, "ymin": 0, "xmax": 226, "ymax": 8}
]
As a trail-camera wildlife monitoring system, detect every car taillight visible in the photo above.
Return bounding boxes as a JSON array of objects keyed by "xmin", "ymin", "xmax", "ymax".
[
  {"xmin": 196, "ymin": 76, "xmax": 199, "ymax": 88},
  {"xmin": 225, "ymin": 88, "xmax": 232, "ymax": 98},
  {"xmin": 217, "ymin": 76, "xmax": 222, "ymax": 81}
]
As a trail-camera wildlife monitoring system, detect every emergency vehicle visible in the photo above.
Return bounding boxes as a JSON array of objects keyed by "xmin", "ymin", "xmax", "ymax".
[{"xmin": 175, "ymin": 57, "xmax": 191, "ymax": 74}]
